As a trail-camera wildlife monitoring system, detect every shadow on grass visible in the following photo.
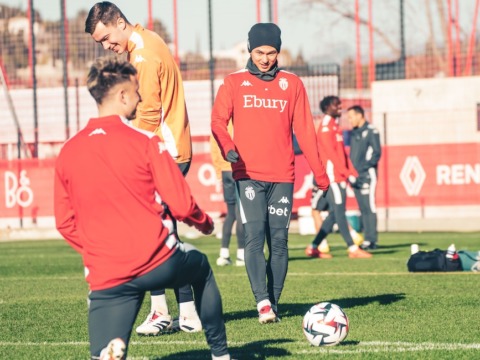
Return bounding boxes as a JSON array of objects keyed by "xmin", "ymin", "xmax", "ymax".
[
  {"xmin": 153, "ymin": 338, "xmax": 294, "ymax": 359},
  {"xmin": 225, "ymin": 293, "xmax": 406, "ymax": 322},
  {"xmin": 288, "ymin": 242, "xmax": 430, "ymax": 261}
]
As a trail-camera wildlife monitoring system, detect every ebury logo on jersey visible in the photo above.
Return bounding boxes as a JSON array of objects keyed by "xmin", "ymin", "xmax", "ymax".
[
  {"xmin": 278, "ymin": 77, "xmax": 288, "ymax": 91},
  {"xmin": 243, "ymin": 95, "xmax": 288, "ymax": 112},
  {"xmin": 245, "ymin": 186, "xmax": 255, "ymax": 200}
]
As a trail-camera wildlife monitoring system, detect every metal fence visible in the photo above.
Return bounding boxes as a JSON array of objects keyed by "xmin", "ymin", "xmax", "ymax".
[{"xmin": 1, "ymin": 0, "xmax": 480, "ymax": 159}]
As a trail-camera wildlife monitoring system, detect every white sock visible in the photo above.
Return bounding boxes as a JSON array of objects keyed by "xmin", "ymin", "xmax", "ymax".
[
  {"xmin": 179, "ymin": 300, "xmax": 199, "ymax": 319},
  {"xmin": 350, "ymin": 229, "xmax": 359, "ymax": 237},
  {"xmin": 212, "ymin": 354, "xmax": 231, "ymax": 360},
  {"xmin": 219, "ymin": 248, "xmax": 230, "ymax": 259},
  {"xmin": 257, "ymin": 299, "xmax": 271, "ymax": 312},
  {"xmin": 237, "ymin": 248, "xmax": 244, "ymax": 260},
  {"xmin": 151, "ymin": 294, "xmax": 169, "ymax": 315},
  {"xmin": 348, "ymin": 245, "xmax": 359, "ymax": 252}
]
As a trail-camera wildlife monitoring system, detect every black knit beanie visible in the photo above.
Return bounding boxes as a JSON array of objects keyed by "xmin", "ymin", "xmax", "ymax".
[{"xmin": 247, "ymin": 23, "xmax": 282, "ymax": 52}]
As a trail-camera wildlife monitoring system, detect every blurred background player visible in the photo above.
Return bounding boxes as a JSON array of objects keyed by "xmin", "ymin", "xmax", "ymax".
[
  {"xmin": 54, "ymin": 57, "xmax": 232, "ymax": 360},
  {"xmin": 212, "ymin": 23, "xmax": 329, "ymax": 324},
  {"xmin": 347, "ymin": 105, "xmax": 381, "ymax": 250},
  {"xmin": 305, "ymin": 96, "xmax": 372, "ymax": 259},
  {"xmin": 309, "ymin": 116, "xmax": 364, "ymax": 258},
  {"xmin": 85, "ymin": 2, "xmax": 200, "ymax": 336},
  {"xmin": 210, "ymin": 122, "xmax": 245, "ymax": 266}
]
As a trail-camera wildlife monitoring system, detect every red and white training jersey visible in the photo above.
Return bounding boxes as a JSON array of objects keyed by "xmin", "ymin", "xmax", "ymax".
[
  {"xmin": 316, "ymin": 115, "xmax": 356, "ymax": 183},
  {"xmin": 211, "ymin": 69, "xmax": 328, "ymax": 188},
  {"xmin": 54, "ymin": 115, "xmax": 206, "ymax": 291}
]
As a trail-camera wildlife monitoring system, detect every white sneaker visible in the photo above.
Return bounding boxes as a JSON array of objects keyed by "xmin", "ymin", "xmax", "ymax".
[
  {"xmin": 136, "ymin": 310, "xmax": 172, "ymax": 336},
  {"xmin": 179, "ymin": 315, "xmax": 203, "ymax": 332},
  {"xmin": 99, "ymin": 338, "xmax": 125, "ymax": 360},
  {"xmin": 216, "ymin": 256, "xmax": 232, "ymax": 266},
  {"xmin": 235, "ymin": 258, "xmax": 245, "ymax": 266}
]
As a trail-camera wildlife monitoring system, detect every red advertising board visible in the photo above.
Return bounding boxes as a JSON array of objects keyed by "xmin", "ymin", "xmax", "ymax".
[{"xmin": 1, "ymin": 142, "xmax": 479, "ymax": 221}]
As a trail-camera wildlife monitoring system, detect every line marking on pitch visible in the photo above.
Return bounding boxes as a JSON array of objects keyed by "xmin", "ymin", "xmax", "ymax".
[{"xmin": 1, "ymin": 340, "xmax": 480, "ymax": 352}]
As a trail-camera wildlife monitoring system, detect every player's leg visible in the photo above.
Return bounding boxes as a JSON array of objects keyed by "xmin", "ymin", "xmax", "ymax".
[
  {"xmin": 174, "ymin": 160, "xmax": 202, "ymax": 331},
  {"xmin": 307, "ymin": 187, "xmax": 335, "ymax": 257},
  {"xmin": 135, "ymin": 288, "xmax": 173, "ymax": 336},
  {"xmin": 357, "ymin": 170, "xmax": 379, "ymax": 250},
  {"xmin": 217, "ymin": 171, "xmax": 236, "ymax": 266},
  {"xmin": 89, "ymin": 285, "xmax": 144, "ymax": 359},
  {"xmin": 137, "ymin": 246, "xmax": 230, "ymax": 359},
  {"xmin": 265, "ymin": 182, "xmax": 293, "ymax": 318},
  {"xmin": 236, "ymin": 179, "xmax": 272, "ymax": 322},
  {"xmin": 235, "ymin": 203, "xmax": 246, "ymax": 266},
  {"xmin": 329, "ymin": 182, "xmax": 372, "ymax": 258}
]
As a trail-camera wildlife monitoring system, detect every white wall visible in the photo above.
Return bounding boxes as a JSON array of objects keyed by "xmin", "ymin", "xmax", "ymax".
[{"xmin": 372, "ymin": 76, "xmax": 480, "ymax": 145}]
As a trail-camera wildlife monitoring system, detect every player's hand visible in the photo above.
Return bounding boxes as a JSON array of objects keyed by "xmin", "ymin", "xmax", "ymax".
[
  {"xmin": 196, "ymin": 214, "xmax": 214, "ymax": 235},
  {"xmin": 315, "ymin": 173, "xmax": 330, "ymax": 192},
  {"xmin": 226, "ymin": 150, "xmax": 239, "ymax": 163},
  {"xmin": 348, "ymin": 175, "xmax": 357, "ymax": 185}
]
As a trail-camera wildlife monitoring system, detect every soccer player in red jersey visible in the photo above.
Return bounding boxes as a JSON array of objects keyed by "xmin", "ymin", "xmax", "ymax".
[
  {"xmin": 211, "ymin": 23, "xmax": 330, "ymax": 324},
  {"xmin": 54, "ymin": 57, "xmax": 232, "ymax": 360},
  {"xmin": 305, "ymin": 96, "xmax": 372, "ymax": 259}
]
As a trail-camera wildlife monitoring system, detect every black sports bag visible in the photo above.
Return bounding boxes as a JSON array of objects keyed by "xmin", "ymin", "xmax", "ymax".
[{"xmin": 407, "ymin": 249, "xmax": 462, "ymax": 272}]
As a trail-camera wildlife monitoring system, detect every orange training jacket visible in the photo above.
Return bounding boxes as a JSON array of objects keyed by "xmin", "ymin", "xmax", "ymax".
[{"xmin": 127, "ymin": 24, "xmax": 191, "ymax": 164}]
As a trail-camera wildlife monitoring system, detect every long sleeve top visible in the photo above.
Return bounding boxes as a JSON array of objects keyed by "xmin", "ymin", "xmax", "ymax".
[
  {"xmin": 349, "ymin": 121, "xmax": 382, "ymax": 176},
  {"xmin": 317, "ymin": 115, "xmax": 357, "ymax": 183},
  {"xmin": 211, "ymin": 69, "xmax": 329, "ymax": 190},
  {"xmin": 54, "ymin": 116, "xmax": 207, "ymax": 291},
  {"xmin": 127, "ymin": 24, "xmax": 191, "ymax": 164}
]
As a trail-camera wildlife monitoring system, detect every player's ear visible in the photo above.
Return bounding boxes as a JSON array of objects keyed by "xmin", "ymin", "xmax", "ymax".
[
  {"xmin": 117, "ymin": 17, "xmax": 126, "ymax": 30},
  {"xmin": 119, "ymin": 88, "xmax": 127, "ymax": 105}
]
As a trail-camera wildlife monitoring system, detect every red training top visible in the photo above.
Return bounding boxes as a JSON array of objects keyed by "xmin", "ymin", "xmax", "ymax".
[
  {"xmin": 316, "ymin": 114, "xmax": 357, "ymax": 183},
  {"xmin": 211, "ymin": 69, "xmax": 329, "ymax": 190},
  {"xmin": 54, "ymin": 115, "xmax": 207, "ymax": 291}
]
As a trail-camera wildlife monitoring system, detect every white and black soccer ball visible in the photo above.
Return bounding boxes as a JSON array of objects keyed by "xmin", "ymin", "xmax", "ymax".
[{"xmin": 302, "ymin": 302, "xmax": 349, "ymax": 346}]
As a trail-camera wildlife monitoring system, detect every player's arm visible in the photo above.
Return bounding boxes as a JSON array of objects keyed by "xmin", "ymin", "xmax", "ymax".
[
  {"xmin": 291, "ymin": 83, "xmax": 329, "ymax": 190},
  {"xmin": 131, "ymin": 49, "xmax": 162, "ymax": 134},
  {"xmin": 211, "ymin": 80, "xmax": 236, "ymax": 160},
  {"xmin": 364, "ymin": 128, "xmax": 382, "ymax": 170},
  {"xmin": 147, "ymin": 137, "xmax": 213, "ymax": 234},
  {"xmin": 53, "ymin": 164, "xmax": 83, "ymax": 253}
]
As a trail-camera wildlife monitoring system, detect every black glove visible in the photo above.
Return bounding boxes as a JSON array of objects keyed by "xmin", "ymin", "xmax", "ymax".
[{"xmin": 226, "ymin": 150, "xmax": 239, "ymax": 163}]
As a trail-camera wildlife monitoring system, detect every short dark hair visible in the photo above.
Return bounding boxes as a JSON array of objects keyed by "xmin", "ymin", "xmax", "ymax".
[
  {"xmin": 347, "ymin": 105, "xmax": 365, "ymax": 117},
  {"xmin": 319, "ymin": 96, "xmax": 340, "ymax": 113},
  {"xmin": 87, "ymin": 57, "xmax": 137, "ymax": 104},
  {"xmin": 85, "ymin": 1, "xmax": 130, "ymax": 34}
]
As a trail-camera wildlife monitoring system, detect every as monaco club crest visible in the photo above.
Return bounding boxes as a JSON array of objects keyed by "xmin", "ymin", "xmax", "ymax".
[
  {"xmin": 279, "ymin": 77, "xmax": 288, "ymax": 91},
  {"xmin": 245, "ymin": 186, "xmax": 255, "ymax": 200}
]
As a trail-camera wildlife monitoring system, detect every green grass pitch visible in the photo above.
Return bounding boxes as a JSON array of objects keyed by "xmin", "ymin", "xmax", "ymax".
[{"xmin": 1, "ymin": 232, "xmax": 479, "ymax": 359}]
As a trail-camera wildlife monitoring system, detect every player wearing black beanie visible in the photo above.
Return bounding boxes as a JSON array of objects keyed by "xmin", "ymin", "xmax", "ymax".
[
  {"xmin": 212, "ymin": 23, "xmax": 330, "ymax": 326},
  {"xmin": 247, "ymin": 23, "xmax": 282, "ymax": 53}
]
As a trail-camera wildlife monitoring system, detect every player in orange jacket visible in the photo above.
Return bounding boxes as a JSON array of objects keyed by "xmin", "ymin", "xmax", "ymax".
[
  {"xmin": 54, "ymin": 57, "xmax": 232, "ymax": 360},
  {"xmin": 85, "ymin": 1, "xmax": 198, "ymax": 336}
]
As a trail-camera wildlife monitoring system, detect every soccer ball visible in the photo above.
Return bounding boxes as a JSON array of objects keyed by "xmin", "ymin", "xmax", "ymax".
[{"xmin": 302, "ymin": 302, "xmax": 349, "ymax": 346}]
